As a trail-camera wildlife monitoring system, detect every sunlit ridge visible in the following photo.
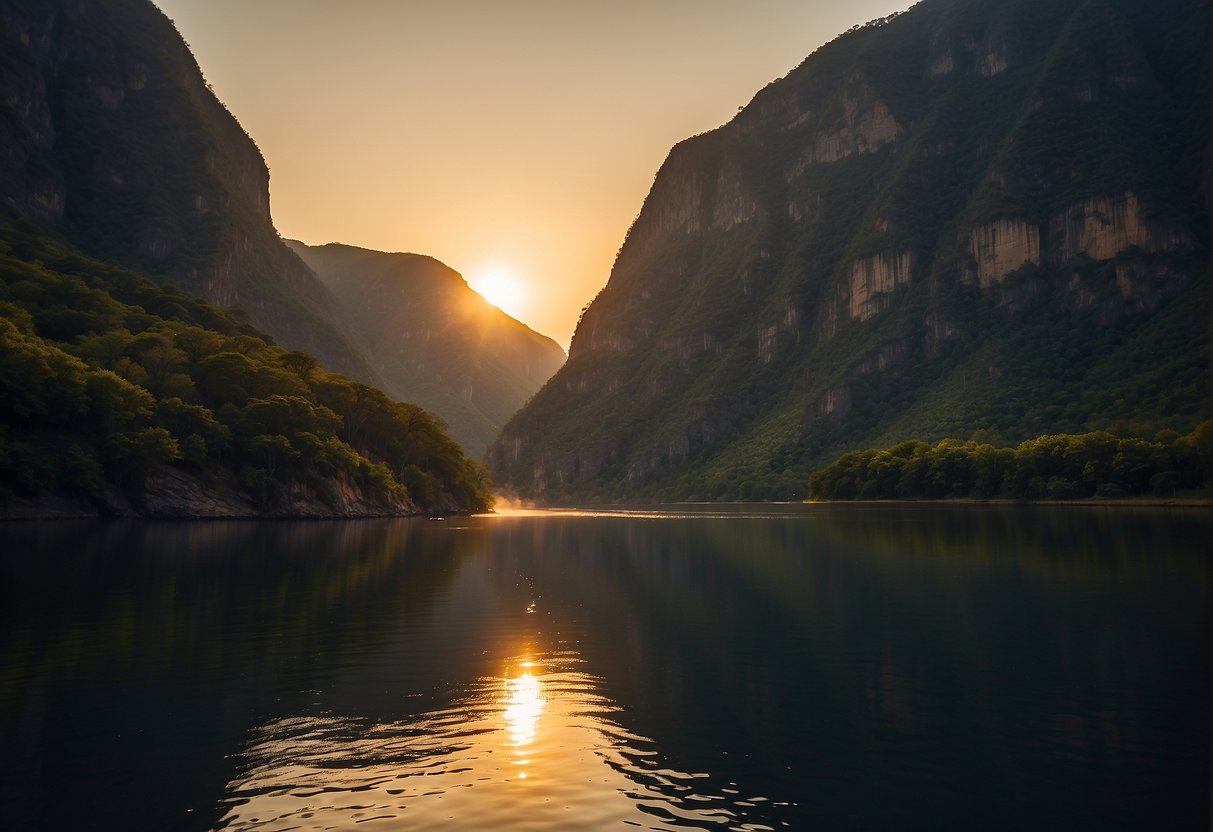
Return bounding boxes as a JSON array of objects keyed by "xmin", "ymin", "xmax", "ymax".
[{"xmin": 470, "ymin": 266, "xmax": 527, "ymax": 320}]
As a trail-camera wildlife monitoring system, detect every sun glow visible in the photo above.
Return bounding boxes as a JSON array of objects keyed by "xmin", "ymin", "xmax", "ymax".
[
  {"xmin": 504, "ymin": 667, "xmax": 544, "ymax": 747},
  {"xmin": 470, "ymin": 267, "xmax": 527, "ymax": 320}
]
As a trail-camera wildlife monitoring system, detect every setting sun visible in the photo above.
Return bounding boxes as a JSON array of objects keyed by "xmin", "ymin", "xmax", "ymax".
[{"xmin": 470, "ymin": 267, "xmax": 527, "ymax": 321}]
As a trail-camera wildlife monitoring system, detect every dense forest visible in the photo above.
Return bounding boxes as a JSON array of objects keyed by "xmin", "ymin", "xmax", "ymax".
[
  {"xmin": 0, "ymin": 223, "xmax": 493, "ymax": 516},
  {"xmin": 807, "ymin": 425, "xmax": 1212, "ymax": 501}
]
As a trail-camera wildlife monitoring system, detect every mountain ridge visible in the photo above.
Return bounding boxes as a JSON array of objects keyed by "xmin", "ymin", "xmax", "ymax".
[
  {"xmin": 0, "ymin": 0, "xmax": 378, "ymax": 382},
  {"xmin": 287, "ymin": 240, "xmax": 565, "ymax": 460},
  {"xmin": 0, "ymin": 0, "xmax": 566, "ymax": 465},
  {"xmin": 488, "ymin": 0, "xmax": 1209, "ymax": 502}
]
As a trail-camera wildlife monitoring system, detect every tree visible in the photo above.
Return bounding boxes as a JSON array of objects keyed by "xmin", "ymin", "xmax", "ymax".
[
  {"xmin": 86, "ymin": 369, "xmax": 154, "ymax": 435},
  {"xmin": 103, "ymin": 427, "xmax": 180, "ymax": 488},
  {"xmin": 249, "ymin": 434, "xmax": 299, "ymax": 481},
  {"xmin": 280, "ymin": 350, "xmax": 318, "ymax": 380}
]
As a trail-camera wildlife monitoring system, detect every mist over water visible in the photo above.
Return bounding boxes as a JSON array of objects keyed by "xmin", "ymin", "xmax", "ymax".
[{"xmin": 1, "ymin": 505, "xmax": 1208, "ymax": 830}]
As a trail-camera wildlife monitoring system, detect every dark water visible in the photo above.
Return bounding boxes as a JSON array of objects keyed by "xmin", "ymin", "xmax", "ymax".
[{"xmin": 0, "ymin": 504, "xmax": 1208, "ymax": 830}]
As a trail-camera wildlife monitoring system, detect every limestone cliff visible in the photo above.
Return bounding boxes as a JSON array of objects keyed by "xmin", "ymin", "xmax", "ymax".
[
  {"xmin": 848, "ymin": 251, "xmax": 914, "ymax": 320},
  {"xmin": 968, "ymin": 220, "xmax": 1040, "ymax": 287},
  {"xmin": 1051, "ymin": 191, "xmax": 1194, "ymax": 262},
  {"xmin": 489, "ymin": 0, "xmax": 1208, "ymax": 502}
]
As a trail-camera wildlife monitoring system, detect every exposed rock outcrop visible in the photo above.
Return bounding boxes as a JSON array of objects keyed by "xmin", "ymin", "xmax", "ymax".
[
  {"xmin": 488, "ymin": 0, "xmax": 1208, "ymax": 502},
  {"xmin": 2, "ymin": 467, "xmax": 418, "ymax": 520},
  {"xmin": 978, "ymin": 19, "xmax": 1022, "ymax": 77},
  {"xmin": 814, "ymin": 99, "xmax": 901, "ymax": 162},
  {"xmin": 849, "ymin": 251, "xmax": 914, "ymax": 320},
  {"xmin": 1051, "ymin": 191, "xmax": 1194, "ymax": 262},
  {"xmin": 968, "ymin": 219, "xmax": 1041, "ymax": 287}
]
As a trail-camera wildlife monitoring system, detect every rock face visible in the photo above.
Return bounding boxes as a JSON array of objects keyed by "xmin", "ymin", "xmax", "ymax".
[
  {"xmin": 1, "ymin": 466, "xmax": 416, "ymax": 520},
  {"xmin": 138, "ymin": 467, "xmax": 415, "ymax": 519},
  {"xmin": 489, "ymin": 0, "xmax": 1208, "ymax": 502},
  {"xmin": 968, "ymin": 220, "xmax": 1040, "ymax": 287},
  {"xmin": 0, "ymin": 0, "xmax": 374, "ymax": 382},
  {"xmin": 287, "ymin": 242, "xmax": 565, "ymax": 459},
  {"xmin": 1052, "ymin": 192, "xmax": 1194, "ymax": 262},
  {"xmin": 849, "ymin": 251, "xmax": 913, "ymax": 320}
]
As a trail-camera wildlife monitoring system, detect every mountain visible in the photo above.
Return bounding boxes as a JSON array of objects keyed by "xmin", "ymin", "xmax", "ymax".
[
  {"xmin": 488, "ymin": 0, "xmax": 1209, "ymax": 502},
  {"xmin": 287, "ymin": 241, "xmax": 565, "ymax": 459},
  {"xmin": 0, "ymin": 0, "xmax": 497, "ymax": 516},
  {"xmin": 0, "ymin": 0, "xmax": 375, "ymax": 382},
  {"xmin": 0, "ymin": 221, "xmax": 493, "ymax": 517}
]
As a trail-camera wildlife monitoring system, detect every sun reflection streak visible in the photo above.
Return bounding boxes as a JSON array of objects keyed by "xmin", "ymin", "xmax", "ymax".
[
  {"xmin": 215, "ymin": 651, "xmax": 760, "ymax": 830},
  {"xmin": 504, "ymin": 661, "xmax": 545, "ymax": 749}
]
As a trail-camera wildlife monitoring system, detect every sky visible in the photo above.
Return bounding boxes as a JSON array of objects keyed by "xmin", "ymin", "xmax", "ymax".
[{"xmin": 152, "ymin": 0, "xmax": 913, "ymax": 348}]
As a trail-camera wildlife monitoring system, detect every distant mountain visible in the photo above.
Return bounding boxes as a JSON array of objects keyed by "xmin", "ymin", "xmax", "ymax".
[
  {"xmin": 287, "ymin": 241, "xmax": 565, "ymax": 459},
  {"xmin": 0, "ymin": 0, "xmax": 374, "ymax": 382},
  {"xmin": 488, "ymin": 0, "xmax": 1209, "ymax": 502}
]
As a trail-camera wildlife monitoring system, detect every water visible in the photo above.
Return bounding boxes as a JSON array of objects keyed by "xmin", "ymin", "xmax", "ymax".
[{"xmin": 0, "ymin": 504, "xmax": 1208, "ymax": 830}]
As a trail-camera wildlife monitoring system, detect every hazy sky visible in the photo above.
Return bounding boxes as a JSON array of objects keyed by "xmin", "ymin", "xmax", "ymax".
[{"xmin": 152, "ymin": 0, "xmax": 912, "ymax": 347}]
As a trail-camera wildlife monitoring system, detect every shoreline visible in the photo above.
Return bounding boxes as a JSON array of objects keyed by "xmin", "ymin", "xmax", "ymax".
[
  {"xmin": 5, "ymin": 495, "xmax": 1207, "ymax": 521},
  {"xmin": 801, "ymin": 497, "xmax": 1212, "ymax": 508}
]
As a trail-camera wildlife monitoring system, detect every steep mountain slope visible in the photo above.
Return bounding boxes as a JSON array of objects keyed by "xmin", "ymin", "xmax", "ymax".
[
  {"xmin": 489, "ymin": 0, "xmax": 1209, "ymax": 502},
  {"xmin": 0, "ymin": 221, "xmax": 492, "ymax": 517},
  {"xmin": 0, "ymin": 0, "xmax": 374, "ymax": 381},
  {"xmin": 287, "ymin": 241, "xmax": 565, "ymax": 459}
]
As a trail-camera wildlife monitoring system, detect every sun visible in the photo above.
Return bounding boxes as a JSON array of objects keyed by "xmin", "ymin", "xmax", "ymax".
[{"xmin": 469, "ymin": 267, "xmax": 527, "ymax": 320}]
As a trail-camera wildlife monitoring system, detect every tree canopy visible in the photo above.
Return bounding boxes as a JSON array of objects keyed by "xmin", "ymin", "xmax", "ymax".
[
  {"xmin": 0, "ymin": 224, "xmax": 492, "ymax": 515},
  {"xmin": 808, "ymin": 425, "xmax": 1212, "ymax": 501}
]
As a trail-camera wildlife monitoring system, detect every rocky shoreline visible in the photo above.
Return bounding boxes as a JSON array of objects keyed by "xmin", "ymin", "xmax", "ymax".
[{"xmin": 0, "ymin": 467, "xmax": 441, "ymax": 520}]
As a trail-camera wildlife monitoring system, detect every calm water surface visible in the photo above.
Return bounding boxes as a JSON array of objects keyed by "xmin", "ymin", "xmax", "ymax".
[{"xmin": 0, "ymin": 504, "xmax": 1208, "ymax": 830}]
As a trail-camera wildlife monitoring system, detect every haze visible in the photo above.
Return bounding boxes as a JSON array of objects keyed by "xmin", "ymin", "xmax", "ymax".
[{"xmin": 152, "ymin": 0, "xmax": 912, "ymax": 347}]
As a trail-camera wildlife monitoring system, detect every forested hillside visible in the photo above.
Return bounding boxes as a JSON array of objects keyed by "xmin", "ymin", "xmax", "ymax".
[{"xmin": 0, "ymin": 223, "xmax": 492, "ymax": 516}]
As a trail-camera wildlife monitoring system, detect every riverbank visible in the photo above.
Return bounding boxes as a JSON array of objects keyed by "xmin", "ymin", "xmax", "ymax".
[
  {"xmin": 0, "ymin": 466, "xmax": 431, "ymax": 520},
  {"xmin": 802, "ymin": 496, "xmax": 1212, "ymax": 508}
]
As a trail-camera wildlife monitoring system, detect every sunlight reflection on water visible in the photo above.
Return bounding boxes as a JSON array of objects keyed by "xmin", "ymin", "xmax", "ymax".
[{"xmin": 216, "ymin": 652, "xmax": 780, "ymax": 831}]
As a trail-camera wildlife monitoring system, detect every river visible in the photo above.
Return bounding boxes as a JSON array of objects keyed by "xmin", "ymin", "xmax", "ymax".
[{"xmin": 1, "ymin": 504, "xmax": 1208, "ymax": 830}]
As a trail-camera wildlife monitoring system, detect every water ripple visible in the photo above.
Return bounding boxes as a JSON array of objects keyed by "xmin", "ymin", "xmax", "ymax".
[{"xmin": 215, "ymin": 654, "xmax": 784, "ymax": 831}]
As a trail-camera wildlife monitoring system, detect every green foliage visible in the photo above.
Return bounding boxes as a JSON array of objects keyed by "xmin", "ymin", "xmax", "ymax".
[
  {"xmin": 491, "ymin": 0, "xmax": 1208, "ymax": 504},
  {"xmin": 103, "ymin": 427, "xmax": 180, "ymax": 489},
  {"xmin": 808, "ymin": 424, "xmax": 1212, "ymax": 501},
  {"xmin": 0, "ymin": 223, "xmax": 492, "ymax": 514},
  {"xmin": 86, "ymin": 369, "xmax": 154, "ymax": 434}
]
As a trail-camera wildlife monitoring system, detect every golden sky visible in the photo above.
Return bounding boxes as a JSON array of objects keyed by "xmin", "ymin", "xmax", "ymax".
[{"xmin": 153, "ymin": 0, "xmax": 912, "ymax": 348}]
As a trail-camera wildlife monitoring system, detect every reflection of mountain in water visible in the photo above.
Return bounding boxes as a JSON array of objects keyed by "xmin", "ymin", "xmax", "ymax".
[
  {"xmin": 469, "ymin": 507, "xmax": 1209, "ymax": 829},
  {"xmin": 0, "ymin": 519, "xmax": 469, "ymax": 832},
  {"xmin": 1, "ymin": 507, "xmax": 1207, "ymax": 830}
]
